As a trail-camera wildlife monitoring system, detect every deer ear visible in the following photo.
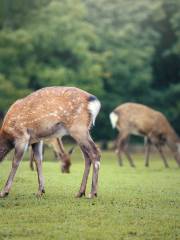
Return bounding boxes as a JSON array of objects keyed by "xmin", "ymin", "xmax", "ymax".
[{"xmin": 68, "ymin": 146, "xmax": 75, "ymax": 155}]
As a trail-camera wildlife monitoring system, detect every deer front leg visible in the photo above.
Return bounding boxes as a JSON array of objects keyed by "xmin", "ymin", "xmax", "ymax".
[
  {"xmin": 156, "ymin": 145, "xmax": 169, "ymax": 168},
  {"xmin": 49, "ymin": 138, "xmax": 72, "ymax": 173},
  {"xmin": 144, "ymin": 137, "xmax": 151, "ymax": 167},
  {"xmin": 121, "ymin": 134, "xmax": 135, "ymax": 167},
  {"xmin": 116, "ymin": 133, "xmax": 123, "ymax": 166},
  {"xmin": 0, "ymin": 142, "xmax": 27, "ymax": 197},
  {"xmin": 31, "ymin": 141, "xmax": 45, "ymax": 197},
  {"xmin": 29, "ymin": 146, "xmax": 35, "ymax": 171},
  {"xmin": 123, "ymin": 146, "xmax": 135, "ymax": 167},
  {"xmin": 56, "ymin": 138, "xmax": 72, "ymax": 173}
]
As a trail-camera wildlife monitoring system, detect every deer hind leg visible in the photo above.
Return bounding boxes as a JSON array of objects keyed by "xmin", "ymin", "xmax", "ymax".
[
  {"xmin": 29, "ymin": 146, "xmax": 35, "ymax": 171},
  {"xmin": 123, "ymin": 137, "xmax": 135, "ymax": 168},
  {"xmin": 144, "ymin": 137, "xmax": 151, "ymax": 167},
  {"xmin": 71, "ymin": 130, "xmax": 100, "ymax": 198},
  {"xmin": 76, "ymin": 144, "xmax": 92, "ymax": 198},
  {"xmin": 0, "ymin": 142, "xmax": 28, "ymax": 197},
  {"xmin": 173, "ymin": 152, "xmax": 180, "ymax": 167},
  {"xmin": 167, "ymin": 143, "xmax": 180, "ymax": 167},
  {"xmin": 116, "ymin": 133, "xmax": 123, "ymax": 166},
  {"xmin": 31, "ymin": 141, "xmax": 45, "ymax": 197},
  {"xmin": 156, "ymin": 144, "xmax": 169, "ymax": 168},
  {"xmin": 118, "ymin": 133, "xmax": 135, "ymax": 167},
  {"xmin": 88, "ymin": 138, "xmax": 101, "ymax": 198}
]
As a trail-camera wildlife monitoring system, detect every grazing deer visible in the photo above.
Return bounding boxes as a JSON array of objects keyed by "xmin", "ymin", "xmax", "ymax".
[
  {"xmin": 29, "ymin": 138, "xmax": 74, "ymax": 173},
  {"xmin": 0, "ymin": 87, "xmax": 101, "ymax": 198},
  {"xmin": 110, "ymin": 103, "xmax": 180, "ymax": 168}
]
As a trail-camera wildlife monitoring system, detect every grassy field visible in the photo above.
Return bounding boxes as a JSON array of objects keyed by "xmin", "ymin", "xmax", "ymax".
[{"xmin": 0, "ymin": 148, "xmax": 179, "ymax": 240}]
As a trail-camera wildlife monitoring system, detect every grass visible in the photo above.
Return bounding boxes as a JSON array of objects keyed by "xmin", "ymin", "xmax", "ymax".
[{"xmin": 0, "ymin": 148, "xmax": 180, "ymax": 240}]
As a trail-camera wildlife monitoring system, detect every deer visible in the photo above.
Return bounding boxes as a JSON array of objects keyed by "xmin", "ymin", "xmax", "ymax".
[
  {"xmin": 1, "ymin": 112, "xmax": 73, "ymax": 173},
  {"xmin": 0, "ymin": 86, "xmax": 101, "ymax": 198},
  {"xmin": 29, "ymin": 137, "xmax": 74, "ymax": 173},
  {"xmin": 110, "ymin": 102, "xmax": 180, "ymax": 168}
]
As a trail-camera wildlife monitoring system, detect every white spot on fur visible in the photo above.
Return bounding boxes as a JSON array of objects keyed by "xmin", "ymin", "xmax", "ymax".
[
  {"xmin": 88, "ymin": 99, "xmax": 101, "ymax": 125},
  {"xmin": 95, "ymin": 161, "xmax": 100, "ymax": 169},
  {"xmin": 109, "ymin": 112, "xmax": 118, "ymax": 128},
  {"xmin": 49, "ymin": 112, "xmax": 58, "ymax": 117},
  {"xmin": 77, "ymin": 106, "xmax": 82, "ymax": 114}
]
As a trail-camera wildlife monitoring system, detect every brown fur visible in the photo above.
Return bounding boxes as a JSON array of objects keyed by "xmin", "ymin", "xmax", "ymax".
[
  {"xmin": 0, "ymin": 87, "xmax": 101, "ymax": 198},
  {"xmin": 2, "ymin": 87, "xmax": 91, "ymax": 141},
  {"xmin": 112, "ymin": 103, "xmax": 180, "ymax": 167},
  {"xmin": 0, "ymin": 131, "xmax": 14, "ymax": 162}
]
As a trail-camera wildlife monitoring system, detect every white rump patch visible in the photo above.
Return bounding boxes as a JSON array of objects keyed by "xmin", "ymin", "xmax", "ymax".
[
  {"xmin": 88, "ymin": 99, "xmax": 101, "ymax": 125},
  {"xmin": 109, "ymin": 112, "xmax": 118, "ymax": 128}
]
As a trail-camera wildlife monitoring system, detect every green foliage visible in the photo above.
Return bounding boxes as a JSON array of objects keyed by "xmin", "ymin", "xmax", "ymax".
[
  {"xmin": 0, "ymin": 0, "xmax": 179, "ymax": 139},
  {"xmin": 0, "ymin": 73, "xmax": 29, "ymax": 112},
  {"xmin": 85, "ymin": 0, "xmax": 180, "ymax": 138}
]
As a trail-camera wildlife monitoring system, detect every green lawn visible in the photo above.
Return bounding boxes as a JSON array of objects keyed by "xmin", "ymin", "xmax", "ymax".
[{"xmin": 0, "ymin": 148, "xmax": 179, "ymax": 240}]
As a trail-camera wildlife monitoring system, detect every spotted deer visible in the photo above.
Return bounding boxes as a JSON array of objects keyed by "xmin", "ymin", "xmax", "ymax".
[
  {"xmin": 29, "ymin": 138, "xmax": 74, "ymax": 173},
  {"xmin": 0, "ymin": 87, "xmax": 101, "ymax": 198},
  {"xmin": 110, "ymin": 103, "xmax": 180, "ymax": 168}
]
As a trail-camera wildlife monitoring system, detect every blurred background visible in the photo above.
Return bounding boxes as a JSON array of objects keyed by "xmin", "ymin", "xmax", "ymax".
[{"xmin": 0, "ymin": 0, "xmax": 179, "ymax": 145}]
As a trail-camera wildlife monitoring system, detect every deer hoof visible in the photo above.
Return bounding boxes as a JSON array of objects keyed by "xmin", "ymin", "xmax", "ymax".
[
  {"xmin": 76, "ymin": 192, "xmax": 85, "ymax": 198},
  {"xmin": 0, "ymin": 191, "xmax": 9, "ymax": 198},
  {"xmin": 118, "ymin": 163, "xmax": 123, "ymax": 167},
  {"xmin": 61, "ymin": 168, "xmax": 70, "ymax": 174},
  {"xmin": 36, "ymin": 189, "xmax": 45, "ymax": 198},
  {"xmin": 88, "ymin": 192, "xmax": 97, "ymax": 199}
]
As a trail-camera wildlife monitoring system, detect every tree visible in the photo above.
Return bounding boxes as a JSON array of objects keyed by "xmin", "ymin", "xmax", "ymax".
[{"xmin": 0, "ymin": 0, "xmax": 105, "ymax": 125}]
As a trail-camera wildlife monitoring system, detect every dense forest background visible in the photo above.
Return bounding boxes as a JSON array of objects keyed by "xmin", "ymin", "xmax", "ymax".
[{"xmin": 0, "ymin": 0, "xmax": 179, "ymax": 141}]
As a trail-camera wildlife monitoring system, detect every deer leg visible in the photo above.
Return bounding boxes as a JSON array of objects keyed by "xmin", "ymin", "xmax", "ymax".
[
  {"xmin": 31, "ymin": 141, "xmax": 45, "ymax": 197},
  {"xmin": 0, "ymin": 142, "xmax": 28, "ymax": 197},
  {"xmin": 57, "ymin": 138, "xmax": 71, "ymax": 173},
  {"xmin": 29, "ymin": 146, "xmax": 35, "ymax": 171},
  {"xmin": 116, "ymin": 133, "xmax": 123, "ymax": 166},
  {"xmin": 167, "ymin": 143, "xmax": 180, "ymax": 167},
  {"xmin": 144, "ymin": 137, "xmax": 151, "ymax": 167},
  {"xmin": 173, "ymin": 152, "xmax": 180, "ymax": 167},
  {"xmin": 122, "ymin": 136, "xmax": 135, "ymax": 167},
  {"xmin": 117, "ymin": 150, "xmax": 123, "ymax": 166},
  {"xmin": 76, "ymin": 144, "xmax": 92, "ymax": 197},
  {"xmin": 71, "ymin": 129, "xmax": 100, "ymax": 198},
  {"xmin": 123, "ymin": 146, "xmax": 135, "ymax": 167},
  {"xmin": 156, "ymin": 145, "xmax": 169, "ymax": 168},
  {"xmin": 89, "ymin": 138, "xmax": 101, "ymax": 198},
  {"xmin": 50, "ymin": 138, "xmax": 71, "ymax": 173}
]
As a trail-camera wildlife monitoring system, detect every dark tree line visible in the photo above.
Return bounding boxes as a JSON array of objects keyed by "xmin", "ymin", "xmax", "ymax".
[{"xmin": 0, "ymin": 0, "xmax": 179, "ymax": 140}]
